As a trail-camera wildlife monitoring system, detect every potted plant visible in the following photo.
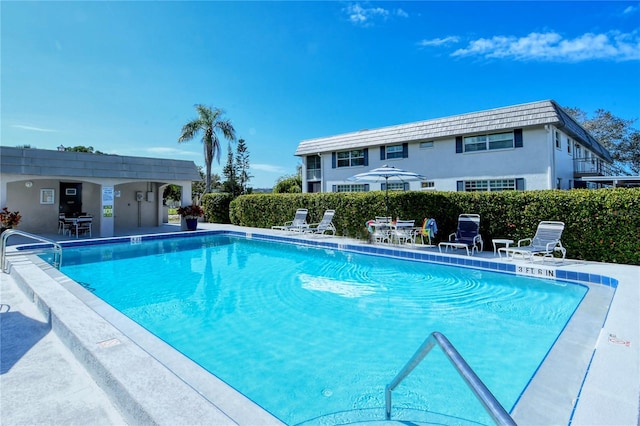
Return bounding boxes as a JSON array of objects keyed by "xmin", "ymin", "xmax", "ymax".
[
  {"xmin": 0, "ymin": 207, "xmax": 21, "ymax": 234},
  {"xmin": 177, "ymin": 204, "xmax": 204, "ymax": 231}
]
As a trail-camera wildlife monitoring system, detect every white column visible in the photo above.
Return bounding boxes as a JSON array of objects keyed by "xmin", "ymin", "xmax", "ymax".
[
  {"xmin": 180, "ymin": 182, "xmax": 193, "ymax": 231},
  {"xmin": 100, "ymin": 184, "xmax": 115, "ymax": 237}
]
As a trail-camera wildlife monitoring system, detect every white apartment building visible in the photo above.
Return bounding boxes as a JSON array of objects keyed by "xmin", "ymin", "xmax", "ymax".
[{"xmin": 295, "ymin": 100, "xmax": 614, "ymax": 193}]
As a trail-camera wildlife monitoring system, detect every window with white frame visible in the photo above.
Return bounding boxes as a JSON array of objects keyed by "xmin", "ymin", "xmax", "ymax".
[
  {"xmin": 421, "ymin": 181, "xmax": 435, "ymax": 189},
  {"xmin": 464, "ymin": 179, "xmax": 518, "ymax": 192},
  {"xmin": 337, "ymin": 149, "xmax": 365, "ymax": 167},
  {"xmin": 335, "ymin": 184, "xmax": 367, "ymax": 192},
  {"xmin": 385, "ymin": 144, "xmax": 404, "ymax": 159},
  {"xmin": 567, "ymin": 137, "xmax": 572, "ymax": 154},
  {"xmin": 463, "ymin": 132, "xmax": 514, "ymax": 152},
  {"xmin": 555, "ymin": 130, "xmax": 561, "ymax": 150},
  {"xmin": 420, "ymin": 141, "xmax": 434, "ymax": 149}
]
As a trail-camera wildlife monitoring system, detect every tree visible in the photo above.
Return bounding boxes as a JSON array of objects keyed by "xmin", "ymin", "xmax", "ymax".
[
  {"xmin": 564, "ymin": 106, "xmax": 639, "ymax": 174},
  {"xmin": 235, "ymin": 138, "xmax": 252, "ymax": 195},
  {"xmin": 162, "ymin": 166, "xmax": 213, "ymax": 205},
  {"xmin": 273, "ymin": 165, "xmax": 302, "ymax": 193},
  {"xmin": 178, "ymin": 105, "xmax": 236, "ymax": 193},
  {"xmin": 222, "ymin": 142, "xmax": 241, "ymax": 196}
]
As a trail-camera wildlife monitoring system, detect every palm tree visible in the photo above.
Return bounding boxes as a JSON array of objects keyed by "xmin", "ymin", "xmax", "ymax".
[{"xmin": 178, "ymin": 104, "xmax": 236, "ymax": 194}]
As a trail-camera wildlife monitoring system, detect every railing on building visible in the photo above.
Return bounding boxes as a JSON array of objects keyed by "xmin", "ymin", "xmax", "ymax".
[
  {"xmin": 573, "ymin": 157, "xmax": 621, "ymax": 177},
  {"xmin": 306, "ymin": 169, "xmax": 321, "ymax": 181}
]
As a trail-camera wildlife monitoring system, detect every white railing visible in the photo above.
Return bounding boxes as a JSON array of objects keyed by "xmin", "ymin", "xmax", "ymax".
[{"xmin": 1, "ymin": 229, "xmax": 62, "ymax": 272}]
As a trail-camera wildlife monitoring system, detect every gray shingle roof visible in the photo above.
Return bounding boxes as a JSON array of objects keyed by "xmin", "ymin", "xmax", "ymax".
[
  {"xmin": 295, "ymin": 100, "xmax": 613, "ymax": 162},
  {"xmin": 0, "ymin": 147, "xmax": 202, "ymax": 181}
]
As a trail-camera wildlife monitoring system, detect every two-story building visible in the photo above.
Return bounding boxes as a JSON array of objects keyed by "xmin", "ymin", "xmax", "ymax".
[{"xmin": 295, "ymin": 100, "xmax": 615, "ymax": 193}]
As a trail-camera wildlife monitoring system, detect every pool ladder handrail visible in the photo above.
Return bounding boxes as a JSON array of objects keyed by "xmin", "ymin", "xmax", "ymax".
[
  {"xmin": 1, "ymin": 229, "xmax": 63, "ymax": 273},
  {"xmin": 385, "ymin": 331, "xmax": 516, "ymax": 425}
]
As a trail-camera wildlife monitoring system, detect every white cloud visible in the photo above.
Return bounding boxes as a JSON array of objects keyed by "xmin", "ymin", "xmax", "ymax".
[
  {"xmin": 395, "ymin": 8, "xmax": 409, "ymax": 19},
  {"xmin": 11, "ymin": 124, "xmax": 57, "ymax": 133},
  {"xmin": 417, "ymin": 36, "xmax": 460, "ymax": 47},
  {"xmin": 344, "ymin": 3, "xmax": 407, "ymax": 26},
  {"xmin": 623, "ymin": 5, "xmax": 638, "ymax": 15},
  {"xmin": 252, "ymin": 163, "xmax": 286, "ymax": 173},
  {"xmin": 451, "ymin": 30, "xmax": 640, "ymax": 62}
]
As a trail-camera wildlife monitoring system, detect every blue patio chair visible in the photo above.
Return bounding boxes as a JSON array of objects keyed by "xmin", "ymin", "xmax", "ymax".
[{"xmin": 438, "ymin": 214, "xmax": 483, "ymax": 255}]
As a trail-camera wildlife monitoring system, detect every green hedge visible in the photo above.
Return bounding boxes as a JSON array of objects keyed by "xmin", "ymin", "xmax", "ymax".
[
  {"xmin": 202, "ymin": 192, "xmax": 234, "ymax": 224},
  {"xmin": 221, "ymin": 188, "xmax": 640, "ymax": 265}
]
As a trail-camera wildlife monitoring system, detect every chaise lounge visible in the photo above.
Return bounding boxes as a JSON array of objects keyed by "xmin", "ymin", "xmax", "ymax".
[
  {"xmin": 272, "ymin": 208, "xmax": 309, "ymax": 232},
  {"xmin": 499, "ymin": 221, "xmax": 566, "ymax": 261},
  {"xmin": 304, "ymin": 210, "xmax": 336, "ymax": 235}
]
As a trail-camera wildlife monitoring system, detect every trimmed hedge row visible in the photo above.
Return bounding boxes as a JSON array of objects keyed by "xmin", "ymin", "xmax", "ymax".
[
  {"xmin": 222, "ymin": 188, "xmax": 639, "ymax": 265},
  {"xmin": 202, "ymin": 192, "xmax": 234, "ymax": 224}
]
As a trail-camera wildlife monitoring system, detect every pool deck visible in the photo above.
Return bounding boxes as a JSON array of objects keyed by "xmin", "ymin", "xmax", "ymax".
[{"xmin": 1, "ymin": 223, "xmax": 638, "ymax": 425}]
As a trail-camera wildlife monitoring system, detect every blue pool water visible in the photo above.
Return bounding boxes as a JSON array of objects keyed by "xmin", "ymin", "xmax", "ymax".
[{"xmin": 59, "ymin": 234, "xmax": 587, "ymax": 425}]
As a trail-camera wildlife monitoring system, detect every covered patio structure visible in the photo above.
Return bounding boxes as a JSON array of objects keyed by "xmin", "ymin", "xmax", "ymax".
[{"xmin": 0, "ymin": 147, "xmax": 201, "ymax": 237}]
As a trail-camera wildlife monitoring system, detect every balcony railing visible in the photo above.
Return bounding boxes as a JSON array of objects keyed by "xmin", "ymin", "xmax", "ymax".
[
  {"xmin": 573, "ymin": 157, "xmax": 618, "ymax": 177},
  {"xmin": 306, "ymin": 169, "xmax": 321, "ymax": 181}
]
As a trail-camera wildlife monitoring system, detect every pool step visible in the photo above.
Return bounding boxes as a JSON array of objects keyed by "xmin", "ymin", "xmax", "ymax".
[{"xmin": 296, "ymin": 407, "xmax": 484, "ymax": 425}]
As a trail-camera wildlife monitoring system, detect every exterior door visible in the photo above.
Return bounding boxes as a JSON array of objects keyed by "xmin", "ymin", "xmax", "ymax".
[{"xmin": 59, "ymin": 182, "xmax": 83, "ymax": 217}]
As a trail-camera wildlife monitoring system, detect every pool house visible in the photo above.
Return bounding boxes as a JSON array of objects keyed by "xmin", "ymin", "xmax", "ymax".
[{"xmin": 0, "ymin": 146, "xmax": 201, "ymax": 236}]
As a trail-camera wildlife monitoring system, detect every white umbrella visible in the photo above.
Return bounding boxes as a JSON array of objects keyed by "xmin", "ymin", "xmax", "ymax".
[{"xmin": 348, "ymin": 164, "xmax": 427, "ymax": 215}]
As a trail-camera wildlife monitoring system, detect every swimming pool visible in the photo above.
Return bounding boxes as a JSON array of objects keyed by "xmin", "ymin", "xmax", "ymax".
[{"xmin": 57, "ymin": 233, "xmax": 587, "ymax": 425}]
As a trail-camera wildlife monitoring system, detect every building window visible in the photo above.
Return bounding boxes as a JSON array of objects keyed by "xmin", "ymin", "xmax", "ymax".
[
  {"xmin": 420, "ymin": 141, "xmax": 434, "ymax": 149},
  {"xmin": 385, "ymin": 144, "xmax": 404, "ymax": 159},
  {"xmin": 463, "ymin": 132, "xmax": 514, "ymax": 152},
  {"xmin": 421, "ymin": 181, "xmax": 435, "ymax": 189},
  {"xmin": 463, "ymin": 179, "xmax": 519, "ymax": 192},
  {"xmin": 306, "ymin": 155, "xmax": 321, "ymax": 181},
  {"xmin": 337, "ymin": 149, "xmax": 365, "ymax": 167},
  {"xmin": 335, "ymin": 184, "xmax": 367, "ymax": 192},
  {"xmin": 385, "ymin": 182, "xmax": 405, "ymax": 191},
  {"xmin": 555, "ymin": 131, "xmax": 561, "ymax": 150},
  {"xmin": 567, "ymin": 138, "xmax": 572, "ymax": 154}
]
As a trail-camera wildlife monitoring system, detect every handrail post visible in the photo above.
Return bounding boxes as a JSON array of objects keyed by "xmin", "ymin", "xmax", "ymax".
[
  {"xmin": 385, "ymin": 331, "xmax": 516, "ymax": 425},
  {"xmin": 1, "ymin": 229, "xmax": 63, "ymax": 272}
]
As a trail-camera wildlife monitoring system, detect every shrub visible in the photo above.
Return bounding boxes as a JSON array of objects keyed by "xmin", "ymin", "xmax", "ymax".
[
  {"xmin": 202, "ymin": 192, "xmax": 235, "ymax": 223},
  {"xmin": 227, "ymin": 188, "xmax": 640, "ymax": 264}
]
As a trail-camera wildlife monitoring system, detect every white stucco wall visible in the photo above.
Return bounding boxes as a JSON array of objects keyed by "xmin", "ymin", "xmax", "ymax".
[
  {"xmin": 1, "ymin": 173, "xmax": 192, "ymax": 236},
  {"xmin": 308, "ymin": 126, "xmax": 556, "ymax": 192}
]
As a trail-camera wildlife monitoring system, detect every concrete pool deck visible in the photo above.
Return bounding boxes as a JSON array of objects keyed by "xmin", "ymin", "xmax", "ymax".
[{"xmin": 1, "ymin": 223, "xmax": 638, "ymax": 425}]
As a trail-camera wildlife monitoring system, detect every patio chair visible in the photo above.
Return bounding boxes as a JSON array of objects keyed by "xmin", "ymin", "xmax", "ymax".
[
  {"xmin": 71, "ymin": 215, "xmax": 93, "ymax": 238},
  {"xmin": 367, "ymin": 218, "xmax": 392, "ymax": 244},
  {"xmin": 438, "ymin": 214, "xmax": 483, "ymax": 255},
  {"xmin": 390, "ymin": 219, "xmax": 416, "ymax": 245},
  {"xmin": 499, "ymin": 221, "xmax": 566, "ymax": 261},
  {"xmin": 304, "ymin": 210, "xmax": 336, "ymax": 235},
  {"xmin": 58, "ymin": 213, "xmax": 72, "ymax": 235},
  {"xmin": 272, "ymin": 209, "xmax": 309, "ymax": 232}
]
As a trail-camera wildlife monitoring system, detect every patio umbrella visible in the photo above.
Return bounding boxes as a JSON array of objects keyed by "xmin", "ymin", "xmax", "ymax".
[{"xmin": 348, "ymin": 164, "xmax": 428, "ymax": 215}]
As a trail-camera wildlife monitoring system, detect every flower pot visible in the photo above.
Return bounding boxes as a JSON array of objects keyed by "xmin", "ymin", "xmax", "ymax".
[{"xmin": 185, "ymin": 218, "xmax": 198, "ymax": 231}]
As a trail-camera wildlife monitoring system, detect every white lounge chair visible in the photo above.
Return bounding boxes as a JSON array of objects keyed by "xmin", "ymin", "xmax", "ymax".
[
  {"xmin": 499, "ymin": 221, "xmax": 566, "ymax": 260},
  {"xmin": 439, "ymin": 214, "xmax": 483, "ymax": 255},
  {"xmin": 304, "ymin": 210, "xmax": 336, "ymax": 235},
  {"xmin": 272, "ymin": 208, "xmax": 309, "ymax": 232}
]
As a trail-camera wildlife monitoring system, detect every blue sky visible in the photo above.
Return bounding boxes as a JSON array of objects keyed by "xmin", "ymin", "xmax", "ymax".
[{"xmin": 2, "ymin": 1, "xmax": 639, "ymax": 188}]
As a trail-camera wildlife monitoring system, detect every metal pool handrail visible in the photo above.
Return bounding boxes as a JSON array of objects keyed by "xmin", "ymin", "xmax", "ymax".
[
  {"xmin": 1, "ymin": 229, "xmax": 62, "ymax": 272},
  {"xmin": 385, "ymin": 331, "xmax": 516, "ymax": 425}
]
